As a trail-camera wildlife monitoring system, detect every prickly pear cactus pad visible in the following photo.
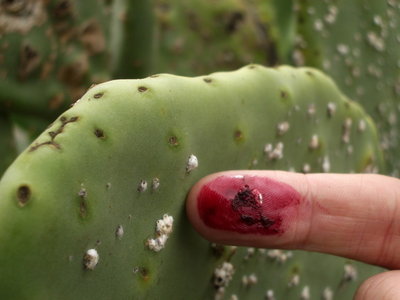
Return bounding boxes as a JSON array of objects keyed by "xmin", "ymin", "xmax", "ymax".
[
  {"xmin": 0, "ymin": 65, "xmax": 384, "ymax": 299},
  {"xmin": 293, "ymin": 0, "xmax": 400, "ymax": 175}
]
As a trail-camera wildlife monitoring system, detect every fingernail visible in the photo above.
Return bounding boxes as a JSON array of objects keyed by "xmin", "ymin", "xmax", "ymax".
[{"xmin": 197, "ymin": 175, "xmax": 301, "ymax": 235}]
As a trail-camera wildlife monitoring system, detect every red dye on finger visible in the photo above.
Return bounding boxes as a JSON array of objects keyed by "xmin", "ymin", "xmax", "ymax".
[{"xmin": 197, "ymin": 175, "xmax": 301, "ymax": 235}]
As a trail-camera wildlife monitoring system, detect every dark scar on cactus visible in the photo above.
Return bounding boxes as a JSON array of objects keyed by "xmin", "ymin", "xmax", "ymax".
[
  {"xmin": 29, "ymin": 116, "xmax": 79, "ymax": 152},
  {"xmin": 17, "ymin": 185, "xmax": 31, "ymax": 207},
  {"xmin": 93, "ymin": 92, "xmax": 104, "ymax": 99},
  {"xmin": 280, "ymin": 90, "xmax": 288, "ymax": 99},
  {"xmin": 94, "ymin": 128, "xmax": 105, "ymax": 138},
  {"xmin": 138, "ymin": 86, "xmax": 148, "ymax": 92},
  {"xmin": 168, "ymin": 135, "xmax": 179, "ymax": 146},
  {"xmin": 19, "ymin": 44, "xmax": 40, "ymax": 80},
  {"xmin": 53, "ymin": 0, "xmax": 74, "ymax": 18},
  {"xmin": 133, "ymin": 266, "xmax": 150, "ymax": 281}
]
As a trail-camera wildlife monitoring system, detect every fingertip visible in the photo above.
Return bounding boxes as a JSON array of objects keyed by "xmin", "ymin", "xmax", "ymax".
[
  {"xmin": 186, "ymin": 171, "xmax": 302, "ymax": 247},
  {"xmin": 186, "ymin": 172, "xmax": 226, "ymax": 243},
  {"xmin": 355, "ymin": 271, "xmax": 400, "ymax": 300}
]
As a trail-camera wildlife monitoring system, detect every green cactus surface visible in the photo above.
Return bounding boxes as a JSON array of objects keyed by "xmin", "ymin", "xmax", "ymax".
[
  {"xmin": 0, "ymin": 0, "xmax": 111, "ymax": 117},
  {"xmin": 0, "ymin": 65, "xmax": 384, "ymax": 299},
  {"xmin": 293, "ymin": 0, "xmax": 400, "ymax": 175}
]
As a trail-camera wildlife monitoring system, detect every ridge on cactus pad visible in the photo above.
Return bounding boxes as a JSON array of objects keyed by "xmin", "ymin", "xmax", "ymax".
[{"xmin": 0, "ymin": 65, "xmax": 384, "ymax": 299}]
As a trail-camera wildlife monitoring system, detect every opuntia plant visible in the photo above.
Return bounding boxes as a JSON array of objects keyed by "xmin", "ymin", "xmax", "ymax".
[
  {"xmin": 0, "ymin": 65, "xmax": 385, "ymax": 299},
  {"xmin": 0, "ymin": 0, "xmax": 398, "ymax": 299}
]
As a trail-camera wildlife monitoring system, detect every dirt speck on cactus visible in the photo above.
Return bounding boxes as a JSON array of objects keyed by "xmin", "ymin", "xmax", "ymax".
[
  {"xmin": 322, "ymin": 156, "xmax": 331, "ymax": 173},
  {"xmin": 229, "ymin": 294, "xmax": 238, "ymax": 300},
  {"xmin": 307, "ymin": 104, "xmax": 316, "ymax": 117},
  {"xmin": 343, "ymin": 263, "xmax": 358, "ymax": 282},
  {"xmin": 151, "ymin": 178, "xmax": 160, "ymax": 190},
  {"xmin": 264, "ymin": 142, "xmax": 284, "ymax": 160},
  {"xmin": 322, "ymin": 286, "xmax": 334, "ymax": 300},
  {"xmin": 267, "ymin": 249, "xmax": 292, "ymax": 264},
  {"xmin": 211, "ymin": 243, "xmax": 226, "ymax": 258},
  {"xmin": 83, "ymin": 249, "xmax": 99, "ymax": 270},
  {"xmin": 300, "ymin": 285, "xmax": 310, "ymax": 300},
  {"xmin": 243, "ymin": 247, "xmax": 255, "ymax": 261},
  {"xmin": 242, "ymin": 273, "xmax": 258, "ymax": 287},
  {"xmin": 78, "ymin": 186, "xmax": 87, "ymax": 198},
  {"xmin": 342, "ymin": 118, "xmax": 353, "ymax": 143},
  {"xmin": 213, "ymin": 262, "xmax": 235, "ymax": 292},
  {"xmin": 327, "ymin": 102, "xmax": 336, "ymax": 117},
  {"xmin": 78, "ymin": 185, "xmax": 88, "ymax": 218},
  {"xmin": 17, "ymin": 185, "xmax": 31, "ymax": 207},
  {"xmin": 146, "ymin": 214, "xmax": 174, "ymax": 252},
  {"xmin": 276, "ymin": 121, "xmax": 290, "ymax": 136},
  {"xmin": 309, "ymin": 134, "xmax": 320, "ymax": 150},
  {"xmin": 288, "ymin": 273, "xmax": 300, "ymax": 287},
  {"xmin": 203, "ymin": 77, "xmax": 212, "ymax": 83},
  {"xmin": 358, "ymin": 119, "xmax": 366, "ymax": 132},
  {"xmin": 302, "ymin": 163, "xmax": 311, "ymax": 173},
  {"xmin": 265, "ymin": 289, "xmax": 275, "ymax": 300},
  {"xmin": 115, "ymin": 225, "xmax": 124, "ymax": 239},
  {"xmin": 186, "ymin": 154, "xmax": 198, "ymax": 173},
  {"xmin": 137, "ymin": 180, "xmax": 148, "ymax": 192}
]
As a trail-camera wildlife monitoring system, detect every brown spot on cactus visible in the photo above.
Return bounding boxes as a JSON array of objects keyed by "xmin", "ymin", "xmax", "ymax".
[
  {"xmin": 17, "ymin": 185, "xmax": 31, "ymax": 207},
  {"xmin": 280, "ymin": 90, "xmax": 288, "ymax": 99},
  {"xmin": 0, "ymin": 0, "xmax": 46, "ymax": 33},
  {"xmin": 58, "ymin": 56, "xmax": 89, "ymax": 87},
  {"xmin": 133, "ymin": 266, "xmax": 150, "ymax": 281},
  {"xmin": 93, "ymin": 92, "xmax": 104, "ymax": 99},
  {"xmin": 2, "ymin": 0, "xmax": 28, "ymax": 14},
  {"xmin": 48, "ymin": 94, "xmax": 65, "ymax": 110},
  {"xmin": 53, "ymin": 0, "xmax": 73, "ymax": 18},
  {"xmin": 224, "ymin": 11, "xmax": 244, "ymax": 34},
  {"xmin": 234, "ymin": 129, "xmax": 244, "ymax": 142},
  {"xmin": 138, "ymin": 86, "xmax": 148, "ymax": 92},
  {"xmin": 306, "ymin": 70, "xmax": 314, "ymax": 77},
  {"xmin": 19, "ymin": 44, "xmax": 40, "ymax": 80},
  {"xmin": 94, "ymin": 129, "xmax": 105, "ymax": 139},
  {"xmin": 80, "ymin": 20, "xmax": 106, "ymax": 55},
  {"xmin": 203, "ymin": 77, "xmax": 212, "ymax": 83},
  {"xmin": 79, "ymin": 197, "xmax": 88, "ymax": 218},
  {"xmin": 168, "ymin": 135, "xmax": 179, "ymax": 147}
]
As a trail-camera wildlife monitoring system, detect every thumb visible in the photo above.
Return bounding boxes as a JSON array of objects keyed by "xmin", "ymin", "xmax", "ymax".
[{"xmin": 355, "ymin": 270, "xmax": 400, "ymax": 300}]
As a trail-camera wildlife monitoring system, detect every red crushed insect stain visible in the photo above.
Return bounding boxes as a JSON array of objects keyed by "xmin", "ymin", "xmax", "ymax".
[{"xmin": 197, "ymin": 175, "xmax": 301, "ymax": 235}]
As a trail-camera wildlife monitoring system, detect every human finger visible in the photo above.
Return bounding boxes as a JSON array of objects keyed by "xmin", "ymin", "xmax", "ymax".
[
  {"xmin": 355, "ymin": 270, "xmax": 400, "ymax": 300},
  {"xmin": 186, "ymin": 171, "xmax": 400, "ymax": 269}
]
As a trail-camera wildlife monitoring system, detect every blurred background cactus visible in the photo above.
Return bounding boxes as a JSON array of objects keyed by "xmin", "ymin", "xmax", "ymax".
[{"xmin": 0, "ymin": 0, "xmax": 399, "ymax": 299}]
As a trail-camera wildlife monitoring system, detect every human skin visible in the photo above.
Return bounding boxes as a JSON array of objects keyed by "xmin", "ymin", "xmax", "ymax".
[{"xmin": 186, "ymin": 171, "xmax": 400, "ymax": 300}]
